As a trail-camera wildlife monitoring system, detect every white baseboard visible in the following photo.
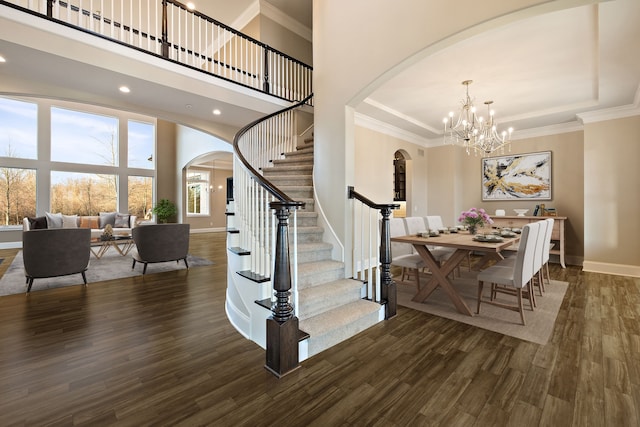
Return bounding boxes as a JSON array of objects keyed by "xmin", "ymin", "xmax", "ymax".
[{"xmin": 582, "ymin": 261, "xmax": 640, "ymax": 278}]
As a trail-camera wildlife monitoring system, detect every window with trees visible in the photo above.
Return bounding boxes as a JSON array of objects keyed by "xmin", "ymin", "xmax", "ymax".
[
  {"xmin": 128, "ymin": 120, "xmax": 154, "ymax": 169},
  {"xmin": 50, "ymin": 171, "xmax": 117, "ymax": 215},
  {"xmin": 51, "ymin": 107, "xmax": 119, "ymax": 166},
  {"xmin": 0, "ymin": 95, "xmax": 156, "ymax": 227},
  {"xmin": 0, "ymin": 97, "xmax": 37, "ymax": 160},
  {"xmin": 186, "ymin": 170, "xmax": 209, "ymax": 215},
  {"xmin": 0, "ymin": 167, "xmax": 36, "ymax": 226},
  {"xmin": 128, "ymin": 176, "xmax": 154, "ymax": 220}
]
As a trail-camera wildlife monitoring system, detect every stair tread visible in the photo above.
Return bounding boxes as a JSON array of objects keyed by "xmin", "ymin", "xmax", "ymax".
[
  {"xmin": 297, "ymin": 259, "xmax": 343, "ymax": 275},
  {"xmin": 298, "ymin": 300, "xmax": 380, "ymax": 335},
  {"xmin": 297, "ymin": 241, "xmax": 332, "ymax": 251},
  {"xmin": 298, "ymin": 278, "xmax": 362, "ymax": 298}
]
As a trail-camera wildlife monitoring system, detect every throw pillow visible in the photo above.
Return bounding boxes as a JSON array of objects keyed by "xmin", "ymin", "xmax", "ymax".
[
  {"xmin": 62, "ymin": 214, "xmax": 78, "ymax": 228},
  {"xmin": 99, "ymin": 212, "xmax": 117, "ymax": 228},
  {"xmin": 114, "ymin": 213, "xmax": 131, "ymax": 228},
  {"xmin": 28, "ymin": 216, "xmax": 48, "ymax": 230},
  {"xmin": 79, "ymin": 216, "xmax": 100, "ymax": 229},
  {"xmin": 45, "ymin": 212, "xmax": 63, "ymax": 229}
]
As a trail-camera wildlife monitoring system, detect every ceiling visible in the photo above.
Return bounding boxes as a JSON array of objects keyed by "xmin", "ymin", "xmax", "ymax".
[
  {"xmin": 0, "ymin": 0, "xmax": 638, "ymax": 153},
  {"xmin": 355, "ymin": 0, "xmax": 640, "ymax": 145}
]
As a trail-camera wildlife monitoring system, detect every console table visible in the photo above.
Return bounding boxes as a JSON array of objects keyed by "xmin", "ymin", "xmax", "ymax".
[{"xmin": 490, "ymin": 215, "xmax": 567, "ymax": 268}]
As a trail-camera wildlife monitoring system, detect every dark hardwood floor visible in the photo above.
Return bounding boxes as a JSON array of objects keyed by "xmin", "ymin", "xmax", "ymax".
[{"xmin": 0, "ymin": 232, "xmax": 638, "ymax": 426}]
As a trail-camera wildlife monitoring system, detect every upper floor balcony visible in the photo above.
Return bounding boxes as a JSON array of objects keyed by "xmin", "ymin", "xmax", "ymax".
[{"xmin": 0, "ymin": 0, "xmax": 312, "ymax": 137}]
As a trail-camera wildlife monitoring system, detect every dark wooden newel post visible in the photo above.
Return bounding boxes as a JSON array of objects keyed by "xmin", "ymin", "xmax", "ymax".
[
  {"xmin": 265, "ymin": 201, "xmax": 299, "ymax": 377},
  {"xmin": 379, "ymin": 206, "xmax": 397, "ymax": 319}
]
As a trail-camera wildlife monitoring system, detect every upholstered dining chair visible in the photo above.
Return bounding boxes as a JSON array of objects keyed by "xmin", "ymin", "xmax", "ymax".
[
  {"xmin": 425, "ymin": 215, "xmax": 471, "ymax": 273},
  {"xmin": 542, "ymin": 218, "xmax": 555, "ymax": 287},
  {"xmin": 493, "ymin": 219, "xmax": 547, "ymax": 304},
  {"xmin": 22, "ymin": 228, "xmax": 91, "ymax": 293},
  {"xmin": 403, "ymin": 217, "xmax": 452, "ymax": 272},
  {"xmin": 388, "ymin": 217, "xmax": 425, "ymax": 290},
  {"xmin": 476, "ymin": 222, "xmax": 540, "ymax": 325}
]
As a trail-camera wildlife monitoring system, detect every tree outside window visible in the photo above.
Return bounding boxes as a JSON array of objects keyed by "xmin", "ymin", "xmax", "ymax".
[
  {"xmin": 128, "ymin": 176, "xmax": 153, "ymax": 219},
  {"xmin": 51, "ymin": 171, "xmax": 117, "ymax": 215},
  {"xmin": 0, "ymin": 167, "xmax": 36, "ymax": 225}
]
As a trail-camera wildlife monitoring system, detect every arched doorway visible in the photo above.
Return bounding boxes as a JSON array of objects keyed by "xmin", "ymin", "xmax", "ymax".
[{"xmin": 393, "ymin": 150, "xmax": 411, "ymax": 217}]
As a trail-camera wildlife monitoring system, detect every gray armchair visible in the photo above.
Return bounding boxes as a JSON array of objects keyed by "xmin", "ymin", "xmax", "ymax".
[
  {"xmin": 22, "ymin": 228, "xmax": 91, "ymax": 293},
  {"xmin": 131, "ymin": 223, "xmax": 190, "ymax": 274}
]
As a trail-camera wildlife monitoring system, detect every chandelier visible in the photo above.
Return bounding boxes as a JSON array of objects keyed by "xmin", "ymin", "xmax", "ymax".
[{"xmin": 442, "ymin": 80, "xmax": 513, "ymax": 156}]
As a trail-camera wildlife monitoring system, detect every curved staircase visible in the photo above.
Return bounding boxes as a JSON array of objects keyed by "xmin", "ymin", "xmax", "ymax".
[{"xmin": 227, "ymin": 133, "xmax": 383, "ymax": 360}]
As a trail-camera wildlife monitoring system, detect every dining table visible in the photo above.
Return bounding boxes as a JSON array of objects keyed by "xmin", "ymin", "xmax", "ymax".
[{"xmin": 390, "ymin": 231, "xmax": 521, "ymax": 316}]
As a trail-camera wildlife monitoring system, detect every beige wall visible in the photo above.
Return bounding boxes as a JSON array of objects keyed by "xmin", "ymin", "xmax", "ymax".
[
  {"xmin": 156, "ymin": 120, "xmax": 178, "ymax": 214},
  {"xmin": 426, "ymin": 131, "xmax": 585, "ymax": 264},
  {"xmin": 354, "ymin": 126, "xmax": 428, "ymax": 215},
  {"xmin": 260, "ymin": 16, "xmax": 312, "ymax": 66},
  {"xmin": 584, "ymin": 116, "xmax": 640, "ymax": 272}
]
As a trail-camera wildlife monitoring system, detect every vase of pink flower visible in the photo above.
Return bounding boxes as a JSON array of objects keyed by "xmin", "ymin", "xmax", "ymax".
[{"xmin": 458, "ymin": 208, "xmax": 493, "ymax": 235}]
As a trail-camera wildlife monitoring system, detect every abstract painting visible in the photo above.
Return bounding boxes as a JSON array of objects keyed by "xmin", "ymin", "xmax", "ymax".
[{"xmin": 482, "ymin": 151, "xmax": 552, "ymax": 201}]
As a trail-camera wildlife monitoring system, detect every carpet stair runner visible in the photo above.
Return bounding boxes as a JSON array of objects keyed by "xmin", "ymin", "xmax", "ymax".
[{"xmin": 261, "ymin": 135, "xmax": 381, "ymax": 358}]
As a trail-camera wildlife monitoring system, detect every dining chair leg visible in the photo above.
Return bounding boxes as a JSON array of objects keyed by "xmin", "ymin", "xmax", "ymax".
[
  {"xmin": 517, "ymin": 288, "xmax": 526, "ymax": 325},
  {"xmin": 477, "ymin": 280, "xmax": 484, "ymax": 314},
  {"xmin": 526, "ymin": 283, "xmax": 535, "ymax": 311},
  {"xmin": 538, "ymin": 270, "xmax": 545, "ymax": 294}
]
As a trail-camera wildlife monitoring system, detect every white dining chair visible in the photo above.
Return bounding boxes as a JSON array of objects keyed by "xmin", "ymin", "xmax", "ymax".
[
  {"xmin": 531, "ymin": 219, "xmax": 548, "ymax": 296},
  {"xmin": 425, "ymin": 215, "xmax": 471, "ymax": 273},
  {"xmin": 476, "ymin": 222, "xmax": 539, "ymax": 325},
  {"xmin": 542, "ymin": 218, "xmax": 555, "ymax": 287},
  {"xmin": 404, "ymin": 217, "xmax": 451, "ymax": 273},
  {"xmin": 388, "ymin": 217, "xmax": 425, "ymax": 291}
]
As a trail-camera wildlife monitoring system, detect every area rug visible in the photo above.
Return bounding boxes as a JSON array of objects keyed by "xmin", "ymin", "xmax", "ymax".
[
  {"xmin": 396, "ymin": 270, "xmax": 568, "ymax": 345},
  {"xmin": 0, "ymin": 250, "xmax": 214, "ymax": 296}
]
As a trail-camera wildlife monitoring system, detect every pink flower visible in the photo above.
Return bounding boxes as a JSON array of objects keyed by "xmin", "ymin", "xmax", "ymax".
[{"xmin": 458, "ymin": 208, "xmax": 493, "ymax": 227}]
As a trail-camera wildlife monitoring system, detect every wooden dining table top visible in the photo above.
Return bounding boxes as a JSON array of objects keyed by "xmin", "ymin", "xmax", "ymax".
[{"xmin": 391, "ymin": 232, "xmax": 520, "ymax": 253}]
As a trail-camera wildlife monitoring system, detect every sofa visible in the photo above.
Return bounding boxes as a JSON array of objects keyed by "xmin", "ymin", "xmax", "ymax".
[{"xmin": 23, "ymin": 211, "xmax": 137, "ymax": 239}]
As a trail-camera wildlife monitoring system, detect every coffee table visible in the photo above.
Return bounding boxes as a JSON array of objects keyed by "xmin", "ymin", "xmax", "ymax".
[{"xmin": 90, "ymin": 235, "xmax": 135, "ymax": 259}]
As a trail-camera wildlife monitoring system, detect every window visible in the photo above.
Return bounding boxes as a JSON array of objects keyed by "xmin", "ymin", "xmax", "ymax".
[
  {"xmin": 0, "ymin": 96, "xmax": 156, "ymax": 225},
  {"xmin": 186, "ymin": 170, "xmax": 209, "ymax": 215},
  {"xmin": 128, "ymin": 176, "xmax": 153, "ymax": 219},
  {"xmin": 128, "ymin": 120, "xmax": 155, "ymax": 169},
  {"xmin": 0, "ymin": 97, "xmax": 37, "ymax": 159},
  {"xmin": 0, "ymin": 167, "xmax": 36, "ymax": 226},
  {"xmin": 51, "ymin": 107, "xmax": 119, "ymax": 166},
  {"xmin": 51, "ymin": 171, "xmax": 117, "ymax": 215}
]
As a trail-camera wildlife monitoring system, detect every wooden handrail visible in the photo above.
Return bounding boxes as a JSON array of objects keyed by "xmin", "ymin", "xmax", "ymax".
[
  {"xmin": 348, "ymin": 186, "xmax": 399, "ymax": 319},
  {"xmin": 233, "ymin": 94, "xmax": 313, "ymax": 206}
]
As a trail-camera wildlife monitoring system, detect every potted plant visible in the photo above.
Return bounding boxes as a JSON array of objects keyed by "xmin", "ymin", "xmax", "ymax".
[{"xmin": 152, "ymin": 199, "xmax": 177, "ymax": 223}]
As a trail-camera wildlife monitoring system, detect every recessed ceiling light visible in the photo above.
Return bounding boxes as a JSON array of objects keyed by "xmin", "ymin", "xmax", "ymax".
[
  {"xmin": 119, "ymin": 86, "xmax": 130, "ymax": 93},
  {"xmin": 185, "ymin": 104, "xmax": 193, "ymax": 109},
  {"xmin": 0, "ymin": 56, "xmax": 6, "ymax": 63},
  {"xmin": 186, "ymin": 2, "xmax": 195, "ymax": 10},
  {"xmin": 212, "ymin": 109, "xmax": 221, "ymax": 115}
]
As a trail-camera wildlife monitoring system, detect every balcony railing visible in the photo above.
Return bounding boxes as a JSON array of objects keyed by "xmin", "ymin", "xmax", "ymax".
[{"xmin": 1, "ymin": 0, "xmax": 313, "ymax": 103}]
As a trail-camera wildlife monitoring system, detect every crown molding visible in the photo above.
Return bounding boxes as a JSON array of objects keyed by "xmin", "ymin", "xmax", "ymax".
[
  {"xmin": 577, "ymin": 103, "xmax": 640, "ymax": 124},
  {"xmin": 354, "ymin": 113, "xmax": 429, "ymax": 147},
  {"xmin": 231, "ymin": 1, "xmax": 312, "ymax": 43},
  {"xmin": 510, "ymin": 121, "xmax": 584, "ymax": 140}
]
